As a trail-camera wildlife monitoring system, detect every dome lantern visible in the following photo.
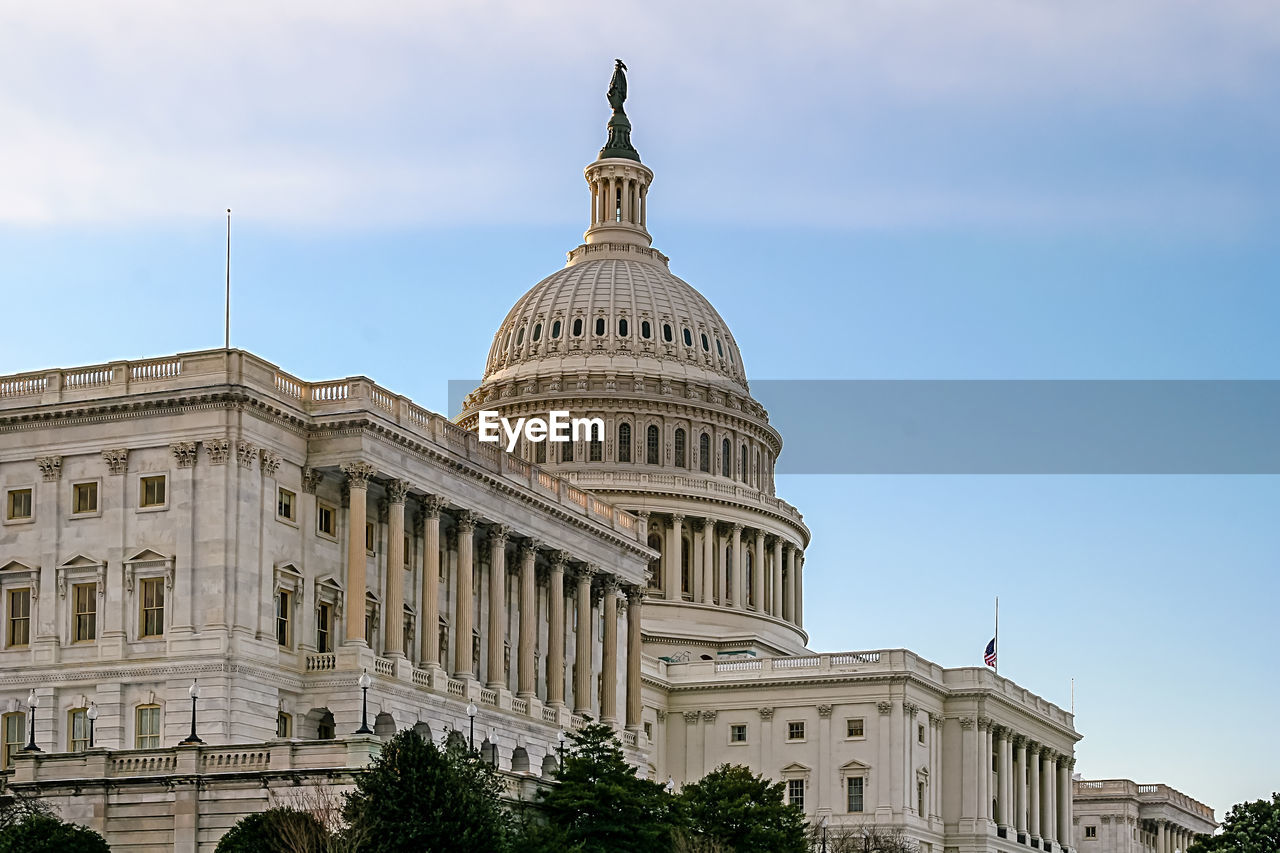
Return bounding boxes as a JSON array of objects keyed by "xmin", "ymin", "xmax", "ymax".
[{"xmin": 583, "ymin": 60, "xmax": 654, "ymax": 251}]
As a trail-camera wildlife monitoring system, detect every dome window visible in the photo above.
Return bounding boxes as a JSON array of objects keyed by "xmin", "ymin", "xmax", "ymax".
[
  {"xmin": 551, "ymin": 320, "xmax": 562, "ymax": 339},
  {"xmin": 716, "ymin": 339, "xmax": 724, "ymax": 358},
  {"xmin": 532, "ymin": 323, "xmax": 542, "ymax": 342},
  {"xmin": 618, "ymin": 423, "xmax": 632, "ymax": 463},
  {"xmin": 721, "ymin": 438, "xmax": 731, "ymax": 478},
  {"xmin": 682, "ymin": 328, "xmax": 692, "ymax": 347},
  {"xmin": 595, "ymin": 317, "xmax": 606, "ymax": 336},
  {"xmin": 662, "ymin": 323, "xmax": 673, "ymax": 343},
  {"xmin": 699, "ymin": 433, "xmax": 711, "ymax": 472},
  {"xmin": 700, "ymin": 333, "xmax": 709, "ymax": 352},
  {"xmin": 618, "ymin": 318, "xmax": 628, "ymax": 337},
  {"xmin": 646, "ymin": 425, "xmax": 660, "ymax": 465},
  {"xmin": 674, "ymin": 428, "xmax": 686, "ymax": 468},
  {"xmin": 516, "ymin": 327, "xmax": 525, "ymax": 346},
  {"xmin": 573, "ymin": 318, "xmax": 584, "ymax": 337},
  {"xmin": 740, "ymin": 443, "xmax": 748, "ymax": 482},
  {"xmin": 504, "ymin": 332, "xmax": 512, "ymax": 350},
  {"xmin": 641, "ymin": 320, "xmax": 652, "ymax": 339}
]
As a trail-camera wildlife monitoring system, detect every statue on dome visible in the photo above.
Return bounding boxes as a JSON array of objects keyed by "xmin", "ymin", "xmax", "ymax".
[
  {"xmin": 599, "ymin": 59, "xmax": 641, "ymax": 162},
  {"xmin": 607, "ymin": 59, "xmax": 628, "ymax": 114}
]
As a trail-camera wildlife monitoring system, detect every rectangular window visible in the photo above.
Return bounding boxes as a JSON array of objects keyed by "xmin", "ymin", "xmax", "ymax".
[
  {"xmin": 917, "ymin": 780, "xmax": 926, "ymax": 816},
  {"xmin": 847, "ymin": 776, "xmax": 864, "ymax": 813},
  {"xmin": 846, "ymin": 717, "xmax": 864, "ymax": 738},
  {"xmin": 73, "ymin": 481, "xmax": 98, "ymax": 514},
  {"xmin": 139, "ymin": 577, "xmax": 164, "ymax": 638},
  {"xmin": 276, "ymin": 590, "xmax": 291, "ymax": 647},
  {"xmin": 317, "ymin": 504, "xmax": 335, "ymax": 536},
  {"xmin": 918, "ymin": 723, "xmax": 926, "ymax": 744},
  {"xmin": 404, "ymin": 536, "xmax": 411, "ymax": 569},
  {"xmin": 365, "ymin": 522, "xmax": 376, "ymax": 553},
  {"xmin": 73, "ymin": 583, "xmax": 97, "ymax": 641},
  {"xmin": 317, "ymin": 603, "xmax": 333, "ymax": 652},
  {"xmin": 139, "ymin": 475, "xmax": 166, "ymax": 508},
  {"xmin": 1085, "ymin": 826, "xmax": 1097, "ymax": 839},
  {"xmin": 2, "ymin": 712, "xmax": 26, "ymax": 769},
  {"xmin": 6, "ymin": 488, "xmax": 32, "ymax": 520},
  {"xmin": 277, "ymin": 488, "xmax": 296, "ymax": 521},
  {"xmin": 365, "ymin": 605, "xmax": 377, "ymax": 648},
  {"xmin": 787, "ymin": 721, "xmax": 805, "ymax": 741},
  {"xmin": 730, "ymin": 724, "xmax": 747, "ymax": 743},
  {"xmin": 403, "ymin": 614, "xmax": 414, "ymax": 656},
  {"xmin": 787, "ymin": 779, "xmax": 805, "ymax": 809},
  {"xmin": 277, "ymin": 712, "xmax": 292, "ymax": 738},
  {"xmin": 135, "ymin": 705, "xmax": 161, "ymax": 749},
  {"xmin": 590, "ymin": 438, "xmax": 603, "ymax": 461},
  {"xmin": 69, "ymin": 709, "xmax": 89, "ymax": 751},
  {"xmin": 7, "ymin": 588, "xmax": 30, "ymax": 647}
]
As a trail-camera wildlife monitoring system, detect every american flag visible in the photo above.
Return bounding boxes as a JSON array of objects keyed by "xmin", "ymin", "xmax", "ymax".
[{"xmin": 984, "ymin": 638, "xmax": 997, "ymax": 668}]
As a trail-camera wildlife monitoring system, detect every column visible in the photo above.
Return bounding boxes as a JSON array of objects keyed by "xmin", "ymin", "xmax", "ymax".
[
  {"xmin": 700, "ymin": 518, "xmax": 715, "ymax": 604},
  {"xmin": 666, "ymin": 514, "xmax": 683, "ymax": 601},
  {"xmin": 771, "ymin": 536, "xmax": 784, "ymax": 617},
  {"xmin": 341, "ymin": 462, "xmax": 375, "ymax": 644},
  {"xmin": 574, "ymin": 566, "xmax": 595, "ymax": 715},
  {"xmin": 384, "ymin": 481, "xmax": 408, "ymax": 657},
  {"xmin": 752, "ymin": 529, "xmax": 765, "ymax": 611},
  {"xmin": 962, "ymin": 717, "xmax": 980, "ymax": 826},
  {"xmin": 546, "ymin": 552, "xmax": 567, "ymax": 706},
  {"xmin": 795, "ymin": 550, "xmax": 805, "ymax": 627},
  {"xmin": 691, "ymin": 520, "xmax": 705, "ymax": 603},
  {"xmin": 983, "ymin": 720, "xmax": 994, "ymax": 820},
  {"xmin": 730, "ymin": 523, "xmax": 744, "ymax": 609},
  {"xmin": 1043, "ymin": 751, "xmax": 1057, "ymax": 847},
  {"xmin": 486, "ymin": 525, "xmax": 509, "ymax": 689},
  {"xmin": 784, "ymin": 544, "xmax": 796, "ymax": 622},
  {"xmin": 601, "ymin": 577, "xmax": 619, "ymax": 724},
  {"xmin": 1065, "ymin": 759, "xmax": 1076, "ymax": 850},
  {"xmin": 626, "ymin": 586, "xmax": 643, "ymax": 730},
  {"xmin": 453, "ymin": 511, "xmax": 476, "ymax": 677},
  {"xmin": 1015, "ymin": 735, "xmax": 1028, "ymax": 836},
  {"xmin": 996, "ymin": 727, "xmax": 1010, "ymax": 829},
  {"xmin": 1157, "ymin": 822, "xmax": 1167, "ymax": 853},
  {"xmin": 1029, "ymin": 744, "xmax": 1042, "ymax": 841},
  {"xmin": 517, "ymin": 540, "xmax": 538, "ymax": 698},
  {"xmin": 1057, "ymin": 758, "xmax": 1070, "ymax": 848},
  {"xmin": 419, "ymin": 496, "xmax": 444, "ymax": 667}
]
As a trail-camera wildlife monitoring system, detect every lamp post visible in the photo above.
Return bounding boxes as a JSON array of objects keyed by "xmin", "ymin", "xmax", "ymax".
[
  {"xmin": 179, "ymin": 680, "xmax": 203, "ymax": 745},
  {"xmin": 466, "ymin": 701, "xmax": 477, "ymax": 751},
  {"xmin": 557, "ymin": 729, "xmax": 566, "ymax": 767},
  {"xmin": 22, "ymin": 689, "xmax": 41, "ymax": 753},
  {"xmin": 820, "ymin": 816, "xmax": 828, "ymax": 853},
  {"xmin": 489, "ymin": 727, "xmax": 498, "ymax": 768},
  {"xmin": 355, "ymin": 670, "xmax": 373, "ymax": 734},
  {"xmin": 86, "ymin": 702, "xmax": 98, "ymax": 749},
  {"xmin": 665, "ymin": 777, "xmax": 675, "ymax": 795}
]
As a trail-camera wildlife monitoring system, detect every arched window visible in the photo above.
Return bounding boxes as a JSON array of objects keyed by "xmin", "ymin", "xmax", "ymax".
[
  {"xmin": 532, "ymin": 323, "xmax": 542, "ymax": 342},
  {"xmin": 618, "ymin": 423, "xmax": 632, "ymax": 462},
  {"xmin": 641, "ymin": 320, "xmax": 652, "ymax": 339},
  {"xmin": 683, "ymin": 328, "xmax": 693, "ymax": 347},
  {"xmin": 716, "ymin": 339, "xmax": 724, "ymax": 358},
  {"xmin": 674, "ymin": 428, "xmax": 686, "ymax": 468},
  {"xmin": 721, "ymin": 438, "xmax": 731, "ymax": 477},
  {"xmin": 740, "ymin": 444, "xmax": 748, "ymax": 481},
  {"xmin": 590, "ymin": 434, "xmax": 602, "ymax": 461},
  {"xmin": 646, "ymin": 425, "xmax": 660, "ymax": 465},
  {"xmin": 562, "ymin": 438, "xmax": 574, "ymax": 462},
  {"xmin": 572, "ymin": 318, "xmax": 584, "ymax": 337},
  {"xmin": 618, "ymin": 318, "xmax": 629, "ymax": 337},
  {"xmin": 551, "ymin": 320, "xmax": 562, "ymax": 339},
  {"xmin": 516, "ymin": 327, "xmax": 524, "ymax": 346},
  {"xmin": 754, "ymin": 449, "xmax": 761, "ymax": 488},
  {"xmin": 681, "ymin": 540, "xmax": 692, "ymax": 597},
  {"xmin": 647, "ymin": 533, "xmax": 663, "ymax": 591},
  {"xmin": 701, "ymin": 333, "xmax": 710, "ymax": 351},
  {"xmin": 535, "ymin": 441, "xmax": 547, "ymax": 464},
  {"xmin": 699, "ymin": 433, "xmax": 711, "ymax": 472},
  {"xmin": 746, "ymin": 551, "xmax": 754, "ymax": 608},
  {"xmin": 595, "ymin": 317, "xmax": 606, "ymax": 336},
  {"xmin": 663, "ymin": 323, "xmax": 673, "ymax": 342}
]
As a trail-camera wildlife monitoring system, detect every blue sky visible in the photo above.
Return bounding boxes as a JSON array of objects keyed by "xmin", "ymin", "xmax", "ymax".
[{"xmin": 1, "ymin": 1, "xmax": 1277, "ymax": 817}]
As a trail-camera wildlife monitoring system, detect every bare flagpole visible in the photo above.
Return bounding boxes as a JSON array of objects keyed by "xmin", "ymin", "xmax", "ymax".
[
  {"xmin": 224, "ymin": 208, "xmax": 231, "ymax": 350},
  {"xmin": 994, "ymin": 595, "xmax": 999, "ymax": 676}
]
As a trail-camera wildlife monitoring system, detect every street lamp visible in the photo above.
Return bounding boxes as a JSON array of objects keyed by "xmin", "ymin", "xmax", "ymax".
[
  {"xmin": 556, "ymin": 729, "xmax": 566, "ymax": 766},
  {"xmin": 665, "ymin": 777, "xmax": 675, "ymax": 795},
  {"xmin": 86, "ymin": 702, "xmax": 99, "ymax": 749},
  {"xmin": 22, "ymin": 689, "xmax": 41, "ymax": 753},
  {"xmin": 355, "ymin": 670, "xmax": 373, "ymax": 735},
  {"xmin": 820, "ymin": 816, "xmax": 829, "ymax": 853},
  {"xmin": 466, "ymin": 701, "xmax": 477, "ymax": 751},
  {"xmin": 489, "ymin": 727, "xmax": 498, "ymax": 768},
  {"xmin": 179, "ymin": 680, "xmax": 203, "ymax": 745}
]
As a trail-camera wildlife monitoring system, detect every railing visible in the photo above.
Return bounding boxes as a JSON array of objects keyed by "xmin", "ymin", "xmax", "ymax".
[
  {"xmin": 622, "ymin": 731, "xmax": 638, "ymax": 747},
  {"xmin": 571, "ymin": 714, "xmax": 589, "ymax": 729},
  {"xmin": 305, "ymin": 653, "xmax": 336, "ymax": 672},
  {"xmin": 201, "ymin": 750, "xmax": 270, "ymax": 770},
  {"xmin": 715, "ymin": 659, "xmax": 762, "ymax": 672},
  {"xmin": 831, "ymin": 652, "xmax": 880, "ymax": 664},
  {"xmin": 447, "ymin": 679, "xmax": 465, "ymax": 697},
  {"xmin": 774, "ymin": 656, "xmax": 820, "ymax": 669},
  {"xmin": 511, "ymin": 697, "xmax": 529, "ymax": 715},
  {"xmin": 130, "ymin": 358, "xmax": 181, "ymax": 381},
  {"xmin": 374, "ymin": 657, "xmax": 394, "ymax": 676},
  {"xmin": 110, "ymin": 754, "xmax": 176, "ymax": 775},
  {"xmin": 480, "ymin": 688, "xmax": 498, "ymax": 706},
  {"xmin": 370, "ymin": 387, "xmax": 395, "ymax": 414},
  {"xmin": 275, "ymin": 372, "xmax": 304, "ymax": 399},
  {"xmin": 542, "ymin": 707, "xmax": 558, "ymax": 724},
  {"xmin": 311, "ymin": 380, "xmax": 349, "ymax": 401},
  {"xmin": 65, "ymin": 367, "xmax": 113, "ymax": 389},
  {"xmin": 0, "ymin": 374, "xmax": 47, "ymax": 398}
]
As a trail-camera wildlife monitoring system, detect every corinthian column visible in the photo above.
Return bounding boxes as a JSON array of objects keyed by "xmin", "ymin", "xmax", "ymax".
[
  {"xmin": 1042, "ymin": 750, "xmax": 1057, "ymax": 846},
  {"xmin": 419, "ymin": 496, "xmax": 444, "ymax": 667},
  {"xmin": 771, "ymin": 535, "xmax": 783, "ymax": 617},
  {"xmin": 626, "ymin": 585, "xmax": 643, "ymax": 730},
  {"xmin": 1029, "ymin": 744, "xmax": 1042, "ymax": 841},
  {"xmin": 1057, "ymin": 758, "xmax": 1070, "ymax": 847},
  {"xmin": 486, "ymin": 525, "xmax": 510, "ymax": 689},
  {"xmin": 752, "ymin": 529, "xmax": 765, "ymax": 611},
  {"xmin": 574, "ymin": 565, "xmax": 596, "ymax": 715},
  {"xmin": 517, "ymin": 540, "xmax": 539, "ymax": 699},
  {"xmin": 384, "ymin": 480, "xmax": 409, "ymax": 657},
  {"xmin": 730, "ymin": 523, "xmax": 744, "ymax": 609},
  {"xmin": 546, "ymin": 552, "xmax": 567, "ymax": 706},
  {"xmin": 601, "ymin": 576, "xmax": 620, "ymax": 724},
  {"xmin": 701, "ymin": 518, "xmax": 715, "ymax": 604},
  {"xmin": 453, "ymin": 511, "xmax": 477, "ymax": 677},
  {"xmin": 795, "ymin": 550, "xmax": 805, "ymax": 627},
  {"xmin": 784, "ymin": 543, "xmax": 796, "ymax": 622},
  {"xmin": 1015, "ymin": 735, "xmax": 1028, "ymax": 836},
  {"xmin": 341, "ymin": 462, "xmax": 375, "ymax": 644},
  {"xmin": 667, "ymin": 514, "xmax": 684, "ymax": 600}
]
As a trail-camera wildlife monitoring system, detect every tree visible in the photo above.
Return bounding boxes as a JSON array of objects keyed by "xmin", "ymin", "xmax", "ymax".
[
  {"xmin": 342, "ymin": 728, "xmax": 510, "ymax": 853},
  {"xmin": 0, "ymin": 814, "xmax": 111, "ymax": 853},
  {"xmin": 1188, "ymin": 793, "xmax": 1280, "ymax": 853},
  {"xmin": 214, "ymin": 807, "xmax": 329, "ymax": 853},
  {"xmin": 538, "ymin": 720, "xmax": 674, "ymax": 852},
  {"xmin": 0, "ymin": 790, "xmax": 55, "ymax": 830},
  {"xmin": 811, "ymin": 823, "xmax": 920, "ymax": 853},
  {"xmin": 676, "ymin": 764, "xmax": 808, "ymax": 853}
]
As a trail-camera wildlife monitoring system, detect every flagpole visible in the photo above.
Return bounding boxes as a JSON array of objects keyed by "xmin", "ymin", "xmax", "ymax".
[
  {"xmin": 224, "ymin": 208, "xmax": 231, "ymax": 350},
  {"xmin": 994, "ymin": 595, "xmax": 999, "ymax": 676}
]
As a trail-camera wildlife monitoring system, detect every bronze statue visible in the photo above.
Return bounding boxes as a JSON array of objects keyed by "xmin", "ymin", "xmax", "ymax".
[
  {"xmin": 599, "ymin": 59, "xmax": 640, "ymax": 162},
  {"xmin": 607, "ymin": 59, "xmax": 628, "ymax": 114}
]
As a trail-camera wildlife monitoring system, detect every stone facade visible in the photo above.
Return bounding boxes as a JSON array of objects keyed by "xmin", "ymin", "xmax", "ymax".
[{"xmin": 1072, "ymin": 779, "xmax": 1216, "ymax": 853}]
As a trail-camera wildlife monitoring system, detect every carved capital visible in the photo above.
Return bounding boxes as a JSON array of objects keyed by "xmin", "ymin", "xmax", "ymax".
[
  {"xmin": 602, "ymin": 574, "xmax": 622, "ymax": 595},
  {"xmin": 758, "ymin": 706, "xmax": 775, "ymax": 720},
  {"xmin": 386, "ymin": 479, "xmax": 409, "ymax": 504},
  {"xmin": 701, "ymin": 710, "xmax": 717, "ymax": 722},
  {"xmin": 418, "ymin": 494, "xmax": 445, "ymax": 518},
  {"xmin": 454, "ymin": 509, "xmax": 477, "ymax": 534},
  {"xmin": 655, "ymin": 709, "xmax": 666, "ymax": 722},
  {"xmin": 519, "ymin": 539, "xmax": 541, "ymax": 561},
  {"xmin": 101, "ymin": 448, "xmax": 129, "ymax": 475},
  {"xmin": 301, "ymin": 466, "xmax": 322, "ymax": 493},
  {"xmin": 549, "ymin": 550, "xmax": 569, "ymax": 571},
  {"xmin": 37, "ymin": 455, "xmax": 62, "ymax": 481},
  {"xmin": 671, "ymin": 513, "xmax": 685, "ymax": 525},
  {"xmin": 235, "ymin": 441, "xmax": 258, "ymax": 469},
  {"xmin": 959, "ymin": 716, "xmax": 976, "ymax": 729},
  {"xmin": 625, "ymin": 584, "xmax": 644, "ymax": 604},
  {"xmin": 341, "ymin": 461, "xmax": 377, "ymax": 489},
  {"xmin": 903, "ymin": 701, "xmax": 920, "ymax": 716},
  {"xmin": 731, "ymin": 522, "xmax": 743, "ymax": 534},
  {"xmin": 205, "ymin": 439, "xmax": 230, "ymax": 465},
  {"xmin": 170, "ymin": 442, "xmax": 197, "ymax": 469},
  {"xmin": 488, "ymin": 524, "xmax": 511, "ymax": 546},
  {"xmin": 817, "ymin": 704, "xmax": 833, "ymax": 718},
  {"xmin": 877, "ymin": 701, "xmax": 893, "ymax": 716},
  {"xmin": 682, "ymin": 711, "xmax": 700, "ymax": 725},
  {"xmin": 260, "ymin": 451, "xmax": 282, "ymax": 476}
]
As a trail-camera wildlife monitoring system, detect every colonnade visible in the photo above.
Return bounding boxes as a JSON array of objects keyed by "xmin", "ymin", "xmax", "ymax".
[
  {"xmin": 640, "ymin": 512, "xmax": 804, "ymax": 627},
  {"xmin": 968, "ymin": 716, "xmax": 1074, "ymax": 851},
  {"xmin": 338, "ymin": 461, "xmax": 644, "ymax": 729},
  {"xmin": 1152, "ymin": 821, "xmax": 1200, "ymax": 853}
]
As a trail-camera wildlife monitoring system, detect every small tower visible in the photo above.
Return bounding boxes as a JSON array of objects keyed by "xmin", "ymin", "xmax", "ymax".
[{"xmin": 583, "ymin": 60, "xmax": 655, "ymax": 250}]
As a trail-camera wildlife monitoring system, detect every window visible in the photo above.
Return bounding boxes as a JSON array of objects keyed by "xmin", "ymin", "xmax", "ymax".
[
  {"xmin": 1085, "ymin": 826, "xmax": 1097, "ymax": 839},
  {"xmin": 277, "ymin": 712, "xmax": 292, "ymax": 738},
  {"xmin": 276, "ymin": 590, "xmax": 291, "ymax": 647},
  {"xmin": 674, "ymin": 428, "xmax": 686, "ymax": 468},
  {"xmin": 729, "ymin": 724, "xmax": 747, "ymax": 743},
  {"xmin": 787, "ymin": 721, "xmax": 805, "ymax": 741},
  {"xmin": 716, "ymin": 339, "xmax": 724, "ymax": 358},
  {"xmin": 699, "ymin": 433, "xmax": 710, "ymax": 472},
  {"xmin": 6, "ymin": 488, "xmax": 31, "ymax": 521},
  {"xmin": 595, "ymin": 317, "xmax": 605, "ymax": 336},
  {"xmin": 590, "ymin": 435, "xmax": 603, "ymax": 461},
  {"xmin": 641, "ymin": 320, "xmax": 651, "ymax": 339},
  {"xmin": 721, "ymin": 438, "xmax": 731, "ymax": 477},
  {"xmin": 787, "ymin": 779, "xmax": 805, "ymax": 809},
  {"xmin": 572, "ymin": 318, "xmax": 584, "ymax": 337},
  {"xmin": 139, "ymin": 577, "xmax": 164, "ymax": 638},
  {"xmin": 404, "ymin": 536, "xmax": 411, "ymax": 569},
  {"xmin": 740, "ymin": 444, "xmax": 748, "ymax": 481},
  {"xmin": 847, "ymin": 776, "xmax": 864, "ymax": 812},
  {"xmin": 646, "ymin": 425, "xmax": 660, "ymax": 465},
  {"xmin": 561, "ymin": 438, "xmax": 574, "ymax": 462},
  {"xmin": 683, "ymin": 328, "xmax": 693, "ymax": 347},
  {"xmin": 917, "ymin": 780, "xmax": 925, "ymax": 815},
  {"xmin": 277, "ymin": 487, "xmax": 296, "ymax": 521},
  {"xmin": 72, "ymin": 583, "xmax": 97, "ymax": 642},
  {"xmin": 317, "ymin": 503, "xmax": 336, "ymax": 537},
  {"xmin": 516, "ymin": 327, "xmax": 524, "ymax": 345},
  {"xmin": 7, "ymin": 588, "xmax": 30, "ymax": 647},
  {"xmin": 535, "ymin": 441, "xmax": 547, "ymax": 464},
  {"xmin": 701, "ymin": 332, "xmax": 709, "ymax": 351},
  {"xmin": 365, "ymin": 602, "xmax": 378, "ymax": 648},
  {"xmin": 73, "ymin": 481, "xmax": 98, "ymax": 514},
  {"xmin": 403, "ymin": 612, "xmax": 414, "ymax": 657},
  {"xmin": 618, "ymin": 318, "xmax": 628, "ymax": 337},
  {"xmin": 135, "ymin": 705, "xmax": 161, "ymax": 749},
  {"xmin": 316, "ymin": 602, "xmax": 333, "ymax": 653},
  {"xmin": 551, "ymin": 320, "xmax": 561, "ymax": 339},
  {"xmin": 618, "ymin": 423, "xmax": 632, "ymax": 462},
  {"xmin": 662, "ymin": 323, "xmax": 673, "ymax": 342},
  {"xmin": 317, "ymin": 712, "xmax": 335, "ymax": 740},
  {"xmin": 2, "ymin": 712, "xmax": 25, "ymax": 768},
  {"xmin": 139, "ymin": 475, "xmax": 166, "ymax": 508},
  {"xmin": 532, "ymin": 322, "xmax": 542, "ymax": 342},
  {"xmin": 69, "ymin": 708, "xmax": 89, "ymax": 751},
  {"xmin": 846, "ymin": 718, "xmax": 865, "ymax": 738},
  {"xmin": 918, "ymin": 723, "xmax": 926, "ymax": 744}
]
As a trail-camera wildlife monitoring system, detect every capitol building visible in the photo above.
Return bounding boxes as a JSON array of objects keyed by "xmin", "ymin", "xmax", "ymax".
[{"xmin": 0, "ymin": 67, "xmax": 1212, "ymax": 853}]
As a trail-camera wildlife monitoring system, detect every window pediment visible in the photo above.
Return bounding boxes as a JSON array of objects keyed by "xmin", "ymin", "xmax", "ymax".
[
  {"xmin": 779, "ymin": 762, "xmax": 811, "ymax": 778},
  {"xmin": 0, "ymin": 560, "xmax": 40, "ymax": 600},
  {"xmin": 125, "ymin": 549, "xmax": 174, "ymax": 593},
  {"xmin": 57, "ymin": 554, "xmax": 104, "ymax": 599}
]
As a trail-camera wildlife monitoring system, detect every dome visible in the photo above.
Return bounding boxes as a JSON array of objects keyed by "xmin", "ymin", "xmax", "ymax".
[{"xmin": 482, "ymin": 253, "xmax": 749, "ymax": 393}]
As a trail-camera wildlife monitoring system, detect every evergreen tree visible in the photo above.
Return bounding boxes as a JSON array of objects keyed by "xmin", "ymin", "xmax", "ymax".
[
  {"xmin": 1189, "ymin": 793, "xmax": 1280, "ymax": 853},
  {"xmin": 676, "ymin": 764, "xmax": 808, "ymax": 853},
  {"xmin": 0, "ymin": 814, "xmax": 111, "ymax": 853},
  {"xmin": 214, "ymin": 807, "xmax": 328, "ymax": 853}
]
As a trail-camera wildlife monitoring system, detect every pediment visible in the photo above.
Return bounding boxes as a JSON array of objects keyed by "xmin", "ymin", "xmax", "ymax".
[
  {"xmin": 316, "ymin": 574, "xmax": 344, "ymax": 592},
  {"xmin": 275, "ymin": 561, "xmax": 303, "ymax": 578},
  {"xmin": 0, "ymin": 559, "xmax": 37, "ymax": 573},
  {"xmin": 59, "ymin": 553, "xmax": 103, "ymax": 569},
  {"xmin": 779, "ymin": 762, "xmax": 811, "ymax": 774},
  {"xmin": 125, "ymin": 548, "xmax": 171, "ymax": 565},
  {"xmin": 840, "ymin": 758, "xmax": 871, "ymax": 772}
]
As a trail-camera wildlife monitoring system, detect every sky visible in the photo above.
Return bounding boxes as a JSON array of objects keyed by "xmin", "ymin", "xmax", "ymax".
[{"xmin": 1, "ymin": 0, "xmax": 1277, "ymax": 818}]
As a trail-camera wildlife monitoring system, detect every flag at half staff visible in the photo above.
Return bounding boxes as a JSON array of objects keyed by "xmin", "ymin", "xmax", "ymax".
[{"xmin": 984, "ymin": 638, "xmax": 997, "ymax": 668}]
